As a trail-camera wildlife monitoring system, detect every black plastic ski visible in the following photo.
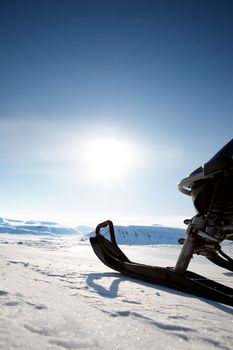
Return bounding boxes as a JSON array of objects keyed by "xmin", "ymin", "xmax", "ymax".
[
  {"xmin": 90, "ymin": 221, "xmax": 233, "ymax": 307},
  {"xmin": 208, "ymin": 254, "xmax": 233, "ymax": 272}
]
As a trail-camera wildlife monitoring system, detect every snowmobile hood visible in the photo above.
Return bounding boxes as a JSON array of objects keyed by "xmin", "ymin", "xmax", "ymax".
[
  {"xmin": 203, "ymin": 138, "xmax": 233, "ymax": 175},
  {"xmin": 178, "ymin": 139, "xmax": 233, "ymax": 196}
]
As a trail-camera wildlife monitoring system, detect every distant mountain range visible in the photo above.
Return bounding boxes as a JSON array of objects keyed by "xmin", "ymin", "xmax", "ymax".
[
  {"xmin": 86, "ymin": 224, "xmax": 185, "ymax": 245},
  {"xmin": 0, "ymin": 218, "xmax": 78, "ymax": 236},
  {"xmin": 0, "ymin": 217, "xmax": 185, "ymax": 245}
]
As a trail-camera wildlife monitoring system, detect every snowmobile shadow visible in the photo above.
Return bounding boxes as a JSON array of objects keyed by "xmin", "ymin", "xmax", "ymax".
[
  {"xmin": 86, "ymin": 272, "xmax": 123, "ymax": 298},
  {"xmin": 86, "ymin": 272, "xmax": 233, "ymax": 314},
  {"xmin": 202, "ymin": 300, "xmax": 233, "ymax": 315},
  {"xmin": 223, "ymin": 272, "xmax": 233, "ymax": 277},
  {"xmin": 86, "ymin": 272, "xmax": 197, "ymax": 299}
]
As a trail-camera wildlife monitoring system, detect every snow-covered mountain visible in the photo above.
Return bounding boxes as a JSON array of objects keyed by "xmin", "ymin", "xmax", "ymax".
[
  {"xmin": 75, "ymin": 225, "xmax": 94, "ymax": 234},
  {"xmin": 0, "ymin": 218, "xmax": 186, "ymax": 244},
  {"xmin": 0, "ymin": 218, "xmax": 78, "ymax": 236},
  {"xmin": 87, "ymin": 224, "xmax": 186, "ymax": 245}
]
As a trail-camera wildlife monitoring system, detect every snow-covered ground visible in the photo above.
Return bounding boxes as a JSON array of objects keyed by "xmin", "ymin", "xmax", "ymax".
[{"xmin": 0, "ymin": 222, "xmax": 232, "ymax": 350}]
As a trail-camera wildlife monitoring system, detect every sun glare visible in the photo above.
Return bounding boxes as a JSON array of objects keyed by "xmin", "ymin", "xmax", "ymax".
[{"xmin": 82, "ymin": 138, "xmax": 136, "ymax": 183}]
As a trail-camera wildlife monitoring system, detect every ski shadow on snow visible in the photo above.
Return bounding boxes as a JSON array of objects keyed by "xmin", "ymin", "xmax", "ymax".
[
  {"xmin": 86, "ymin": 272, "xmax": 233, "ymax": 315},
  {"xmin": 86, "ymin": 272, "xmax": 123, "ymax": 298},
  {"xmin": 223, "ymin": 272, "xmax": 233, "ymax": 277},
  {"xmin": 202, "ymin": 299, "xmax": 233, "ymax": 315}
]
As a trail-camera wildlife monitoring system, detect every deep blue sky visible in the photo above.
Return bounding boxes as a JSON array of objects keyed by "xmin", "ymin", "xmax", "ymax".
[{"xmin": 0, "ymin": 1, "xmax": 233, "ymax": 227}]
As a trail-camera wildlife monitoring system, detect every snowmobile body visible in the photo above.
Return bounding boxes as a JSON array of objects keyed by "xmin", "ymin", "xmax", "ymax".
[
  {"xmin": 90, "ymin": 139, "xmax": 233, "ymax": 306},
  {"xmin": 179, "ymin": 139, "xmax": 233, "ymax": 221}
]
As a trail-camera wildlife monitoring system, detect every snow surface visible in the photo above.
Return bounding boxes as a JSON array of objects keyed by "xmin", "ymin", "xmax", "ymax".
[{"xmin": 0, "ymin": 220, "xmax": 233, "ymax": 350}]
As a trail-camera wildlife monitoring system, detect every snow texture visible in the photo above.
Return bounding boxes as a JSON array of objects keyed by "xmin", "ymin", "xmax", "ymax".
[{"xmin": 0, "ymin": 219, "xmax": 232, "ymax": 350}]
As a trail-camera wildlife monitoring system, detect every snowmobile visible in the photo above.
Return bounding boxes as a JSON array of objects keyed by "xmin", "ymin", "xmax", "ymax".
[{"xmin": 90, "ymin": 139, "xmax": 233, "ymax": 306}]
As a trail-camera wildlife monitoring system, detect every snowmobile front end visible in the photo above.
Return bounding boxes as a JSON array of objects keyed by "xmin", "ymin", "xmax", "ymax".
[
  {"xmin": 90, "ymin": 139, "xmax": 233, "ymax": 306},
  {"xmin": 90, "ymin": 220, "xmax": 233, "ymax": 306}
]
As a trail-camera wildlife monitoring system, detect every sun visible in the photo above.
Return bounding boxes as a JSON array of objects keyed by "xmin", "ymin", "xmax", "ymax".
[{"xmin": 82, "ymin": 137, "xmax": 135, "ymax": 183}]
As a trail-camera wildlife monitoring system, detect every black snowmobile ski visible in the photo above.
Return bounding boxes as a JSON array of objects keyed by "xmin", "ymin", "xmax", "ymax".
[
  {"xmin": 90, "ymin": 221, "xmax": 233, "ymax": 306},
  {"xmin": 90, "ymin": 139, "xmax": 233, "ymax": 306},
  {"xmin": 207, "ymin": 254, "xmax": 233, "ymax": 272}
]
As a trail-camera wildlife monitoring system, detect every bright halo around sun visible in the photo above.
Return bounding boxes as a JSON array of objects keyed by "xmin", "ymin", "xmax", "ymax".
[{"xmin": 82, "ymin": 137, "xmax": 136, "ymax": 183}]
